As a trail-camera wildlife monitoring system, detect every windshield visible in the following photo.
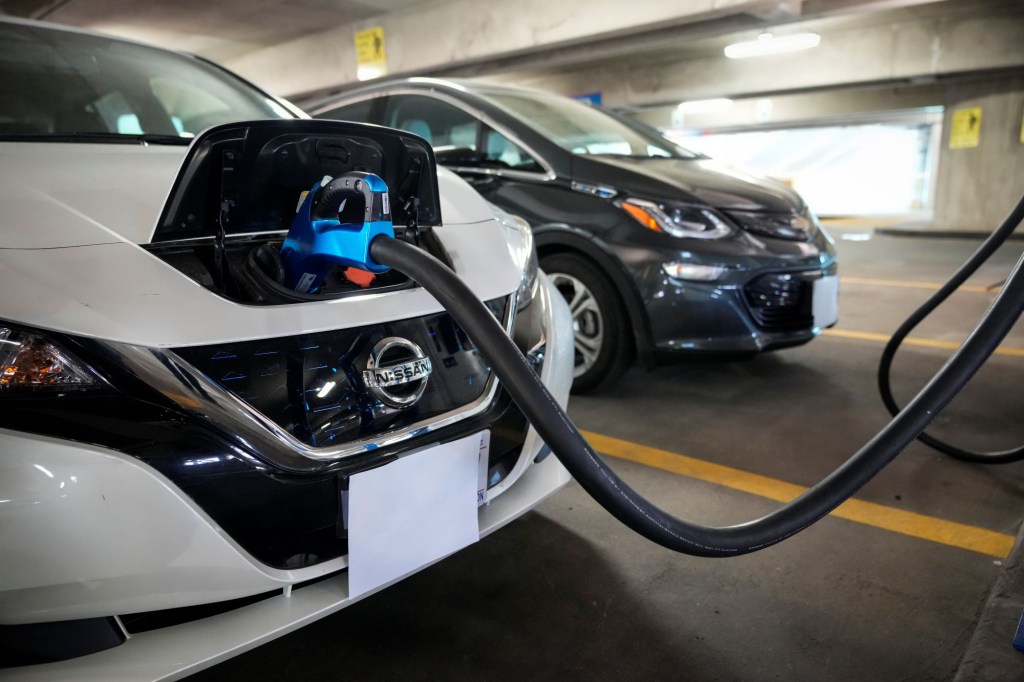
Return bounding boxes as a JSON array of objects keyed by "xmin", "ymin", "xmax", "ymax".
[
  {"xmin": 0, "ymin": 22, "xmax": 294, "ymax": 143},
  {"xmin": 485, "ymin": 90, "xmax": 702, "ymax": 159}
]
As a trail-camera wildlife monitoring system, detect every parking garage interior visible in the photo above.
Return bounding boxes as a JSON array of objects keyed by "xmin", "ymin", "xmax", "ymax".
[{"xmin": 1, "ymin": 0, "xmax": 1023, "ymax": 679}]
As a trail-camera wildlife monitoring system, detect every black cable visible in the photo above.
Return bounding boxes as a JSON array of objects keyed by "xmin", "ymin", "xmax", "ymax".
[
  {"xmin": 877, "ymin": 194, "xmax": 1024, "ymax": 463},
  {"xmin": 370, "ymin": 222, "xmax": 1024, "ymax": 557}
]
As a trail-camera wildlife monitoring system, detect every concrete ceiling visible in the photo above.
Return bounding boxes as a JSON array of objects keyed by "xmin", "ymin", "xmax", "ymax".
[
  {"xmin": 2, "ymin": 0, "xmax": 1017, "ymax": 106},
  {"xmin": 477, "ymin": 0, "xmax": 1024, "ymax": 106},
  {"xmin": 0, "ymin": 0, "xmax": 432, "ymax": 60}
]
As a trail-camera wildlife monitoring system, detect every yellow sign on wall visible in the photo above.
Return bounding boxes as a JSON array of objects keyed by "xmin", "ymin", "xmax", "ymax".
[
  {"xmin": 949, "ymin": 107, "xmax": 982, "ymax": 149},
  {"xmin": 354, "ymin": 27, "xmax": 387, "ymax": 80}
]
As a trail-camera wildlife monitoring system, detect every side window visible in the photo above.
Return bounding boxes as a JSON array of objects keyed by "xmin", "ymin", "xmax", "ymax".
[
  {"xmin": 384, "ymin": 95, "xmax": 480, "ymax": 150},
  {"xmin": 316, "ymin": 99, "xmax": 374, "ymax": 123},
  {"xmin": 482, "ymin": 127, "xmax": 543, "ymax": 173}
]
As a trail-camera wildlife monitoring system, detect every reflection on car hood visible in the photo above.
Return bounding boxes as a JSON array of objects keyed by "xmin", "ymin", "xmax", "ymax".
[
  {"xmin": 0, "ymin": 142, "xmax": 519, "ymax": 346},
  {"xmin": 572, "ymin": 155, "xmax": 805, "ymax": 213},
  {"xmin": 0, "ymin": 142, "xmax": 184, "ymax": 248}
]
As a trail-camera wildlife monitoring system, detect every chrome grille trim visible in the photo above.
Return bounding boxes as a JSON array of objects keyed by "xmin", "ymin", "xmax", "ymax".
[{"xmin": 102, "ymin": 294, "xmax": 516, "ymax": 473}]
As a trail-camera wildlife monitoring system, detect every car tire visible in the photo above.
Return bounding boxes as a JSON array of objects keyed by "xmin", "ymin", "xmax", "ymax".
[{"xmin": 542, "ymin": 252, "xmax": 632, "ymax": 392}]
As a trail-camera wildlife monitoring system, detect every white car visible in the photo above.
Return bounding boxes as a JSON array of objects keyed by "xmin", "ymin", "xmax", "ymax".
[{"xmin": 0, "ymin": 18, "xmax": 573, "ymax": 679}]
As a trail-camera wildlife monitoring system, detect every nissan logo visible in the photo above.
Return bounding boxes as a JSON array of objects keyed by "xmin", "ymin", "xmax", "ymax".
[{"xmin": 362, "ymin": 337, "xmax": 432, "ymax": 408}]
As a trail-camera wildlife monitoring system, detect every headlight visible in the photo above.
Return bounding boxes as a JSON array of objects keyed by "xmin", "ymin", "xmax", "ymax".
[
  {"xmin": 489, "ymin": 203, "xmax": 540, "ymax": 311},
  {"xmin": 726, "ymin": 210, "xmax": 814, "ymax": 241},
  {"xmin": 619, "ymin": 198, "xmax": 733, "ymax": 239},
  {"xmin": 0, "ymin": 325, "xmax": 106, "ymax": 392},
  {"xmin": 661, "ymin": 262, "xmax": 729, "ymax": 282}
]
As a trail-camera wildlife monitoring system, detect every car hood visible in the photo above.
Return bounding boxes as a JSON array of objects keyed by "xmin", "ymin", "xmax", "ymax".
[
  {"xmin": 571, "ymin": 155, "xmax": 805, "ymax": 213},
  {"xmin": 0, "ymin": 142, "xmax": 497, "ymax": 248},
  {"xmin": 0, "ymin": 142, "xmax": 518, "ymax": 346}
]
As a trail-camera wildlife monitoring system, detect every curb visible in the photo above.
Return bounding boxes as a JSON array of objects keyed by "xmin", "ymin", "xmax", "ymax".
[{"xmin": 955, "ymin": 520, "xmax": 1024, "ymax": 681}]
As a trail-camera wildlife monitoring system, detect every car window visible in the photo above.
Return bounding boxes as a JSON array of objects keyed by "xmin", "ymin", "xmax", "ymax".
[
  {"xmin": 382, "ymin": 95, "xmax": 544, "ymax": 173},
  {"xmin": 485, "ymin": 90, "xmax": 702, "ymax": 159},
  {"xmin": 316, "ymin": 99, "xmax": 374, "ymax": 123},
  {"xmin": 482, "ymin": 127, "xmax": 543, "ymax": 172},
  {"xmin": 0, "ymin": 22, "xmax": 292, "ymax": 140},
  {"xmin": 385, "ymin": 94, "xmax": 480, "ymax": 151}
]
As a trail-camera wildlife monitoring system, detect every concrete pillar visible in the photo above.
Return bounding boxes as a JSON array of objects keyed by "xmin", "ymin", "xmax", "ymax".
[{"xmin": 932, "ymin": 77, "xmax": 1024, "ymax": 231}]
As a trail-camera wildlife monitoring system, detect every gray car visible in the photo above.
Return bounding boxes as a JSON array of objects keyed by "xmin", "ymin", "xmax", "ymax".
[{"xmin": 311, "ymin": 78, "xmax": 838, "ymax": 390}]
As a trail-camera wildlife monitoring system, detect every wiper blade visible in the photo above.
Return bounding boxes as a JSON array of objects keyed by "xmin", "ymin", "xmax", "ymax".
[
  {"xmin": 594, "ymin": 153, "xmax": 707, "ymax": 160},
  {"xmin": 0, "ymin": 132, "xmax": 192, "ymax": 146}
]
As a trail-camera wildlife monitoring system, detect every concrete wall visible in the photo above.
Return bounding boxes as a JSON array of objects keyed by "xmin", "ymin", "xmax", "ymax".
[
  {"xmin": 932, "ymin": 77, "xmax": 1024, "ymax": 231},
  {"xmin": 221, "ymin": 0, "xmax": 785, "ymax": 100},
  {"xmin": 629, "ymin": 77, "xmax": 1024, "ymax": 231},
  {"xmin": 630, "ymin": 84, "xmax": 946, "ymax": 130},
  {"xmin": 484, "ymin": 0, "xmax": 1024, "ymax": 108}
]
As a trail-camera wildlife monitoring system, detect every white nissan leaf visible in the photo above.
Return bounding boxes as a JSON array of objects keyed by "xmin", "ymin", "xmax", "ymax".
[{"xmin": 0, "ymin": 17, "xmax": 573, "ymax": 679}]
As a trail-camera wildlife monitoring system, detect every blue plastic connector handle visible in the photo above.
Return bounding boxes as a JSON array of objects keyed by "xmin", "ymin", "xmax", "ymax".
[{"xmin": 281, "ymin": 171, "xmax": 395, "ymax": 293}]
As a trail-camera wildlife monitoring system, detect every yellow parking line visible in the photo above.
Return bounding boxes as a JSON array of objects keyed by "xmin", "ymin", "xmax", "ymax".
[
  {"xmin": 581, "ymin": 430, "xmax": 1015, "ymax": 558},
  {"xmin": 822, "ymin": 328, "xmax": 1024, "ymax": 357},
  {"xmin": 841, "ymin": 276, "xmax": 998, "ymax": 294}
]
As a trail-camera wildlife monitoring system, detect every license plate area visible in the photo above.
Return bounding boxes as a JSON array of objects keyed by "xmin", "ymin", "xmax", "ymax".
[
  {"xmin": 813, "ymin": 275, "xmax": 839, "ymax": 329},
  {"xmin": 345, "ymin": 432, "xmax": 484, "ymax": 598}
]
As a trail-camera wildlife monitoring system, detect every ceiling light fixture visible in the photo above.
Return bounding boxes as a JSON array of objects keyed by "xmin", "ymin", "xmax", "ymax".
[
  {"xmin": 724, "ymin": 32, "xmax": 821, "ymax": 59},
  {"xmin": 676, "ymin": 98, "xmax": 734, "ymax": 114}
]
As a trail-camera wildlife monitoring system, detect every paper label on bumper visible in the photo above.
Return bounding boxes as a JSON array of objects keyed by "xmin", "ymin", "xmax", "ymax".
[
  {"xmin": 348, "ymin": 432, "xmax": 481, "ymax": 598},
  {"xmin": 813, "ymin": 275, "xmax": 839, "ymax": 329}
]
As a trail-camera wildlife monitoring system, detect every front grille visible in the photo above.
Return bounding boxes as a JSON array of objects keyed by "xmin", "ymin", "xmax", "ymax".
[
  {"xmin": 173, "ymin": 298, "xmax": 509, "ymax": 449},
  {"xmin": 743, "ymin": 273, "xmax": 814, "ymax": 332}
]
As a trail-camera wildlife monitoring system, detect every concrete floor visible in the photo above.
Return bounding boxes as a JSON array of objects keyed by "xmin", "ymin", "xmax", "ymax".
[{"xmin": 189, "ymin": 228, "xmax": 1024, "ymax": 681}]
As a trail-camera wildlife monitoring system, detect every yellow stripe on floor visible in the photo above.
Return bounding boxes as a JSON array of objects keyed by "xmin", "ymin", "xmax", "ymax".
[
  {"xmin": 581, "ymin": 430, "xmax": 1015, "ymax": 558},
  {"xmin": 822, "ymin": 328, "xmax": 1024, "ymax": 357},
  {"xmin": 841, "ymin": 276, "xmax": 998, "ymax": 294}
]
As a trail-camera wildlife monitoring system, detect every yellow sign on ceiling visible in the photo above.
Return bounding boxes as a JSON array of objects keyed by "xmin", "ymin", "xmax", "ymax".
[
  {"xmin": 354, "ymin": 27, "xmax": 387, "ymax": 79},
  {"xmin": 949, "ymin": 107, "xmax": 982, "ymax": 149}
]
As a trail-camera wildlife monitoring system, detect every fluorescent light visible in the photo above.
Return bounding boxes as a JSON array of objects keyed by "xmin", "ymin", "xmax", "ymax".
[
  {"xmin": 356, "ymin": 65, "xmax": 385, "ymax": 81},
  {"xmin": 676, "ymin": 98, "xmax": 734, "ymax": 114},
  {"xmin": 724, "ymin": 32, "xmax": 821, "ymax": 59}
]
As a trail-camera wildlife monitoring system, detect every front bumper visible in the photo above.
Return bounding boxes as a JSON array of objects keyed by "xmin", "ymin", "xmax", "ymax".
[
  {"xmin": 617, "ymin": 230, "xmax": 838, "ymax": 356},
  {"xmin": 645, "ymin": 263, "xmax": 839, "ymax": 355},
  {"xmin": 0, "ymin": 273, "xmax": 573, "ymax": 680}
]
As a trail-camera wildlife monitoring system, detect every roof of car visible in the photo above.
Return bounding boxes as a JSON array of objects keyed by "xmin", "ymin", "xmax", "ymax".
[
  {"xmin": 311, "ymin": 77, "xmax": 563, "ymax": 112},
  {"xmin": 0, "ymin": 15, "xmax": 167, "ymax": 50}
]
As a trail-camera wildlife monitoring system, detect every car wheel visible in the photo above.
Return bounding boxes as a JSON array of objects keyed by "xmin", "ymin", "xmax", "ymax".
[{"xmin": 542, "ymin": 252, "xmax": 632, "ymax": 392}]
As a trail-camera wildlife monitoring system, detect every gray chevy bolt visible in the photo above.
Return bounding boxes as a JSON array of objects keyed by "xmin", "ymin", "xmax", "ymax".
[{"xmin": 312, "ymin": 78, "xmax": 838, "ymax": 391}]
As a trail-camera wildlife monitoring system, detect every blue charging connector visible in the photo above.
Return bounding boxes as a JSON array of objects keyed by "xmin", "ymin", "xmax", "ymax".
[{"xmin": 281, "ymin": 171, "xmax": 395, "ymax": 293}]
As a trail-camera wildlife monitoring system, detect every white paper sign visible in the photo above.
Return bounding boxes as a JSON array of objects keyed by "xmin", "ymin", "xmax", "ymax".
[{"xmin": 347, "ymin": 432, "xmax": 481, "ymax": 598}]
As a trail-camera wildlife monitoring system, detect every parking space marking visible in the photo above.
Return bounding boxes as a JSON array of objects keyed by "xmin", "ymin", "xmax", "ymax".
[
  {"xmin": 582, "ymin": 430, "xmax": 1015, "ymax": 558},
  {"xmin": 822, "ymin": 328, "xmax": 1024, "ymax": 357},
  {"xmin": 841, "ymin": 276, "xmax": 998, "ymax": 294}
]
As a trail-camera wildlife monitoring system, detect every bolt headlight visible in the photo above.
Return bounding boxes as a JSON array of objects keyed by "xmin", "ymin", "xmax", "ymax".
[
  {"xmin": 661, "ymin": 262, "xmax": 729, "ymax": 282},
  {"xmin": 725, "ymin": 210, "xmax": 815, "ymax": 241},
  {"xmin": 0, "ymin": 325, "xmax": 107, "ymax": 392},
  {"xmin": 489, "ymin": 203, "xmax": 540, "ymax": 311},
  {"xmin": 620, "ymin": 198, "xmax": 734, "ymax": 240}
]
